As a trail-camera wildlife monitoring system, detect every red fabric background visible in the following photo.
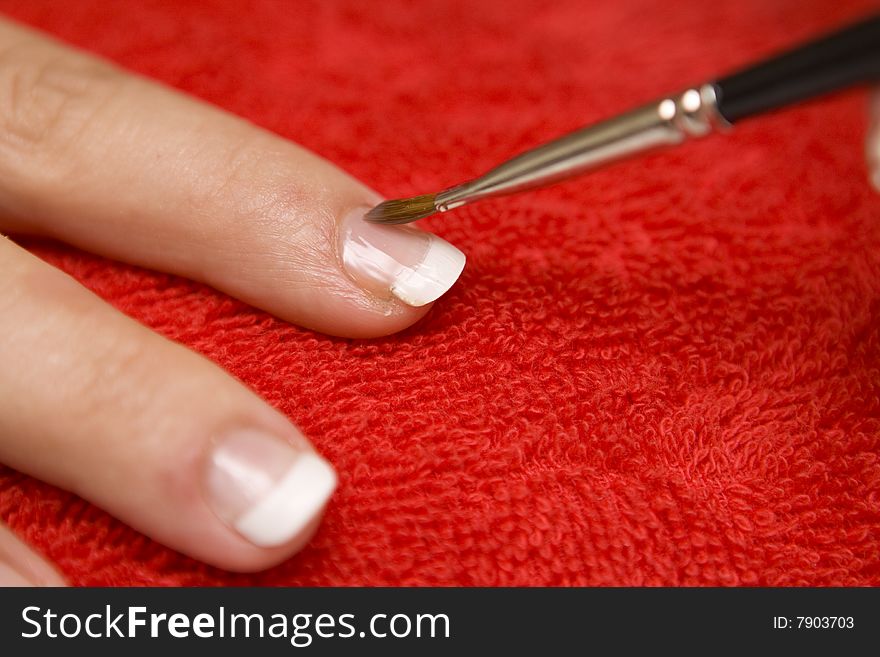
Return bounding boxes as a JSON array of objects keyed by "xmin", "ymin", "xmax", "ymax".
[{"xmin": 1, "ymin": 0, "xmax": 880, "ymax": 586}]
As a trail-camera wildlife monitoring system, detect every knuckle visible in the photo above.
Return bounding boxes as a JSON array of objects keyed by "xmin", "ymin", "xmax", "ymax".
[
  {"xmin": 203, "ymin": 135, "xmax": 300, "ymax": 231},
  {"xmin": 0, "ymin": 39, "xmax": 122, "ymax": 182},
  {"xmin": 199, "ymin": 134, "xmax": 327, "ymax": 251},
  {"xmin": 69, "ymin": 326, "xmax": 157, "ymax": 424}
]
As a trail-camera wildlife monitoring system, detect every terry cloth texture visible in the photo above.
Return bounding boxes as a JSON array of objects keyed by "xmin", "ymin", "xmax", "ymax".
[{"xmin": 1, "ymin": 0, "xmax": 880, "ymax": 586}]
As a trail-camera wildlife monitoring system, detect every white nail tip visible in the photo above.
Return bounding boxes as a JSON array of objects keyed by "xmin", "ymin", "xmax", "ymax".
[
  {"xmin": 391, "ymin": 237, "xmax": 466, "ymax": 307},
  {"xmin": 233, "ymin": 453, "xmax": 337, "ymax": 548}
]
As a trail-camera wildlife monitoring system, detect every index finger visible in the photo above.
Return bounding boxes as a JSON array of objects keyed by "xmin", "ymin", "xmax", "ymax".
[{"xmin": 0, "ymin": 17, "xmax": 465, "ymax": 338}]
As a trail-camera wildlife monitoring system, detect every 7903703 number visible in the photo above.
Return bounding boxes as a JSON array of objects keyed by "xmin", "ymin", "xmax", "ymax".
[{"xmin": 797, "ymin": 617, "xmax": 853, "ymax": 629}]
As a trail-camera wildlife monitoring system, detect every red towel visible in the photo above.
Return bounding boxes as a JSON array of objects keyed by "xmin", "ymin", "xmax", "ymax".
[{"xmin": 1, "ymin": 0, "xmax": 879, "ymax": 586}]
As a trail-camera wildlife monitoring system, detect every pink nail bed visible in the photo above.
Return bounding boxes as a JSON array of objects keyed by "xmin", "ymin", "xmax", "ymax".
[{"xmin": 339, "ymin": 208, "xmax": 465, "ymax": 307}]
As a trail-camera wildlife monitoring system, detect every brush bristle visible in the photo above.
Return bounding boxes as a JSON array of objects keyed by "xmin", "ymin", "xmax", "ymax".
[{"xmin": 365, "ymin": 194, "xmax": 437, "ymax": 224}]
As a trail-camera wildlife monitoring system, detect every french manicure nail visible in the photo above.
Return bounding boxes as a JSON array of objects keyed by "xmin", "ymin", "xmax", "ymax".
[
  {"xmin": 205, "ymin": 430, "xmax": 337, "ymax": 548},
  {"xmin": 340, "ymin": 208, "xmax": 466, "ymax": 307}
]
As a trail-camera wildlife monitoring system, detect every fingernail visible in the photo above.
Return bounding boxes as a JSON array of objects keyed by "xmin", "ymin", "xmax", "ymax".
[
  {"xmin": 340, "ymin": 208, "xmax": 466, "ymax": 307},
  {"xmin": 205, "ymin": 430, "xmax": 337, "ymax": 548},
  {"xmin": 0, "ymin": 562, "xmax": 36, "ymax": 586}
]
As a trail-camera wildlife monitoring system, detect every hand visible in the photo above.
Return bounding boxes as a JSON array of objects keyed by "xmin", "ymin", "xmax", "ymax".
[{"xmin": 0, "ymin": 18, "xmax": 465, "ymax": 585}]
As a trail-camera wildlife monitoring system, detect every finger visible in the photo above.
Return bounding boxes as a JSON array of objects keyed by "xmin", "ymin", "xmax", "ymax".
[
  {"xmin": 0, "ymin": 235, "xmax": 336, "ymax": 572},
  {"xmin": 0, "ymin": 18, "xmax": 465, "ymax": 339},
  {"xmin": 0, "ymin": 523, "xmax": 66, "ymax": 586},
  {"xmin": 869, "ymin": 88, "xmax": 880, "ymax": 192}
]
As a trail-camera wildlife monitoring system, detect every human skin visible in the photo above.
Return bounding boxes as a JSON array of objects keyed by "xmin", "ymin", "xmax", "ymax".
[
  {"xmin": 0, "ymin": 17, "xmax": 465, "ymax": 583},
  {"xmin": 0, "ymin": 17, "xmax": 877, "ymax": 585}
]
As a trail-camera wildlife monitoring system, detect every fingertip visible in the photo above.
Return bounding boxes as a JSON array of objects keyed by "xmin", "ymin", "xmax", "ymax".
[
  {"xmin": 389, "ymin": 232, "xmax": 467, "ymax": 308},
  {"xmin": 205, "ymin": 430, "xmax": 336, "ymax": 550},
  {"xmin": 200, "ymin": 185, "xmax": 459, "ymax": 339}
]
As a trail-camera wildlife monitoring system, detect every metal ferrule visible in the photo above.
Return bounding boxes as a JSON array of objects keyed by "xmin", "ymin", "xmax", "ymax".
[{"xmin": 434, "ymin": 82, "xmax": 729, "ymax": 213}]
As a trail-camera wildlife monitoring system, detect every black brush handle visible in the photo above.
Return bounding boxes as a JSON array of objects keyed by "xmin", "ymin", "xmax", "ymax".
[{"xmin": 714, "ymin": 14, "xmax": 880, "ymax": 123}]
